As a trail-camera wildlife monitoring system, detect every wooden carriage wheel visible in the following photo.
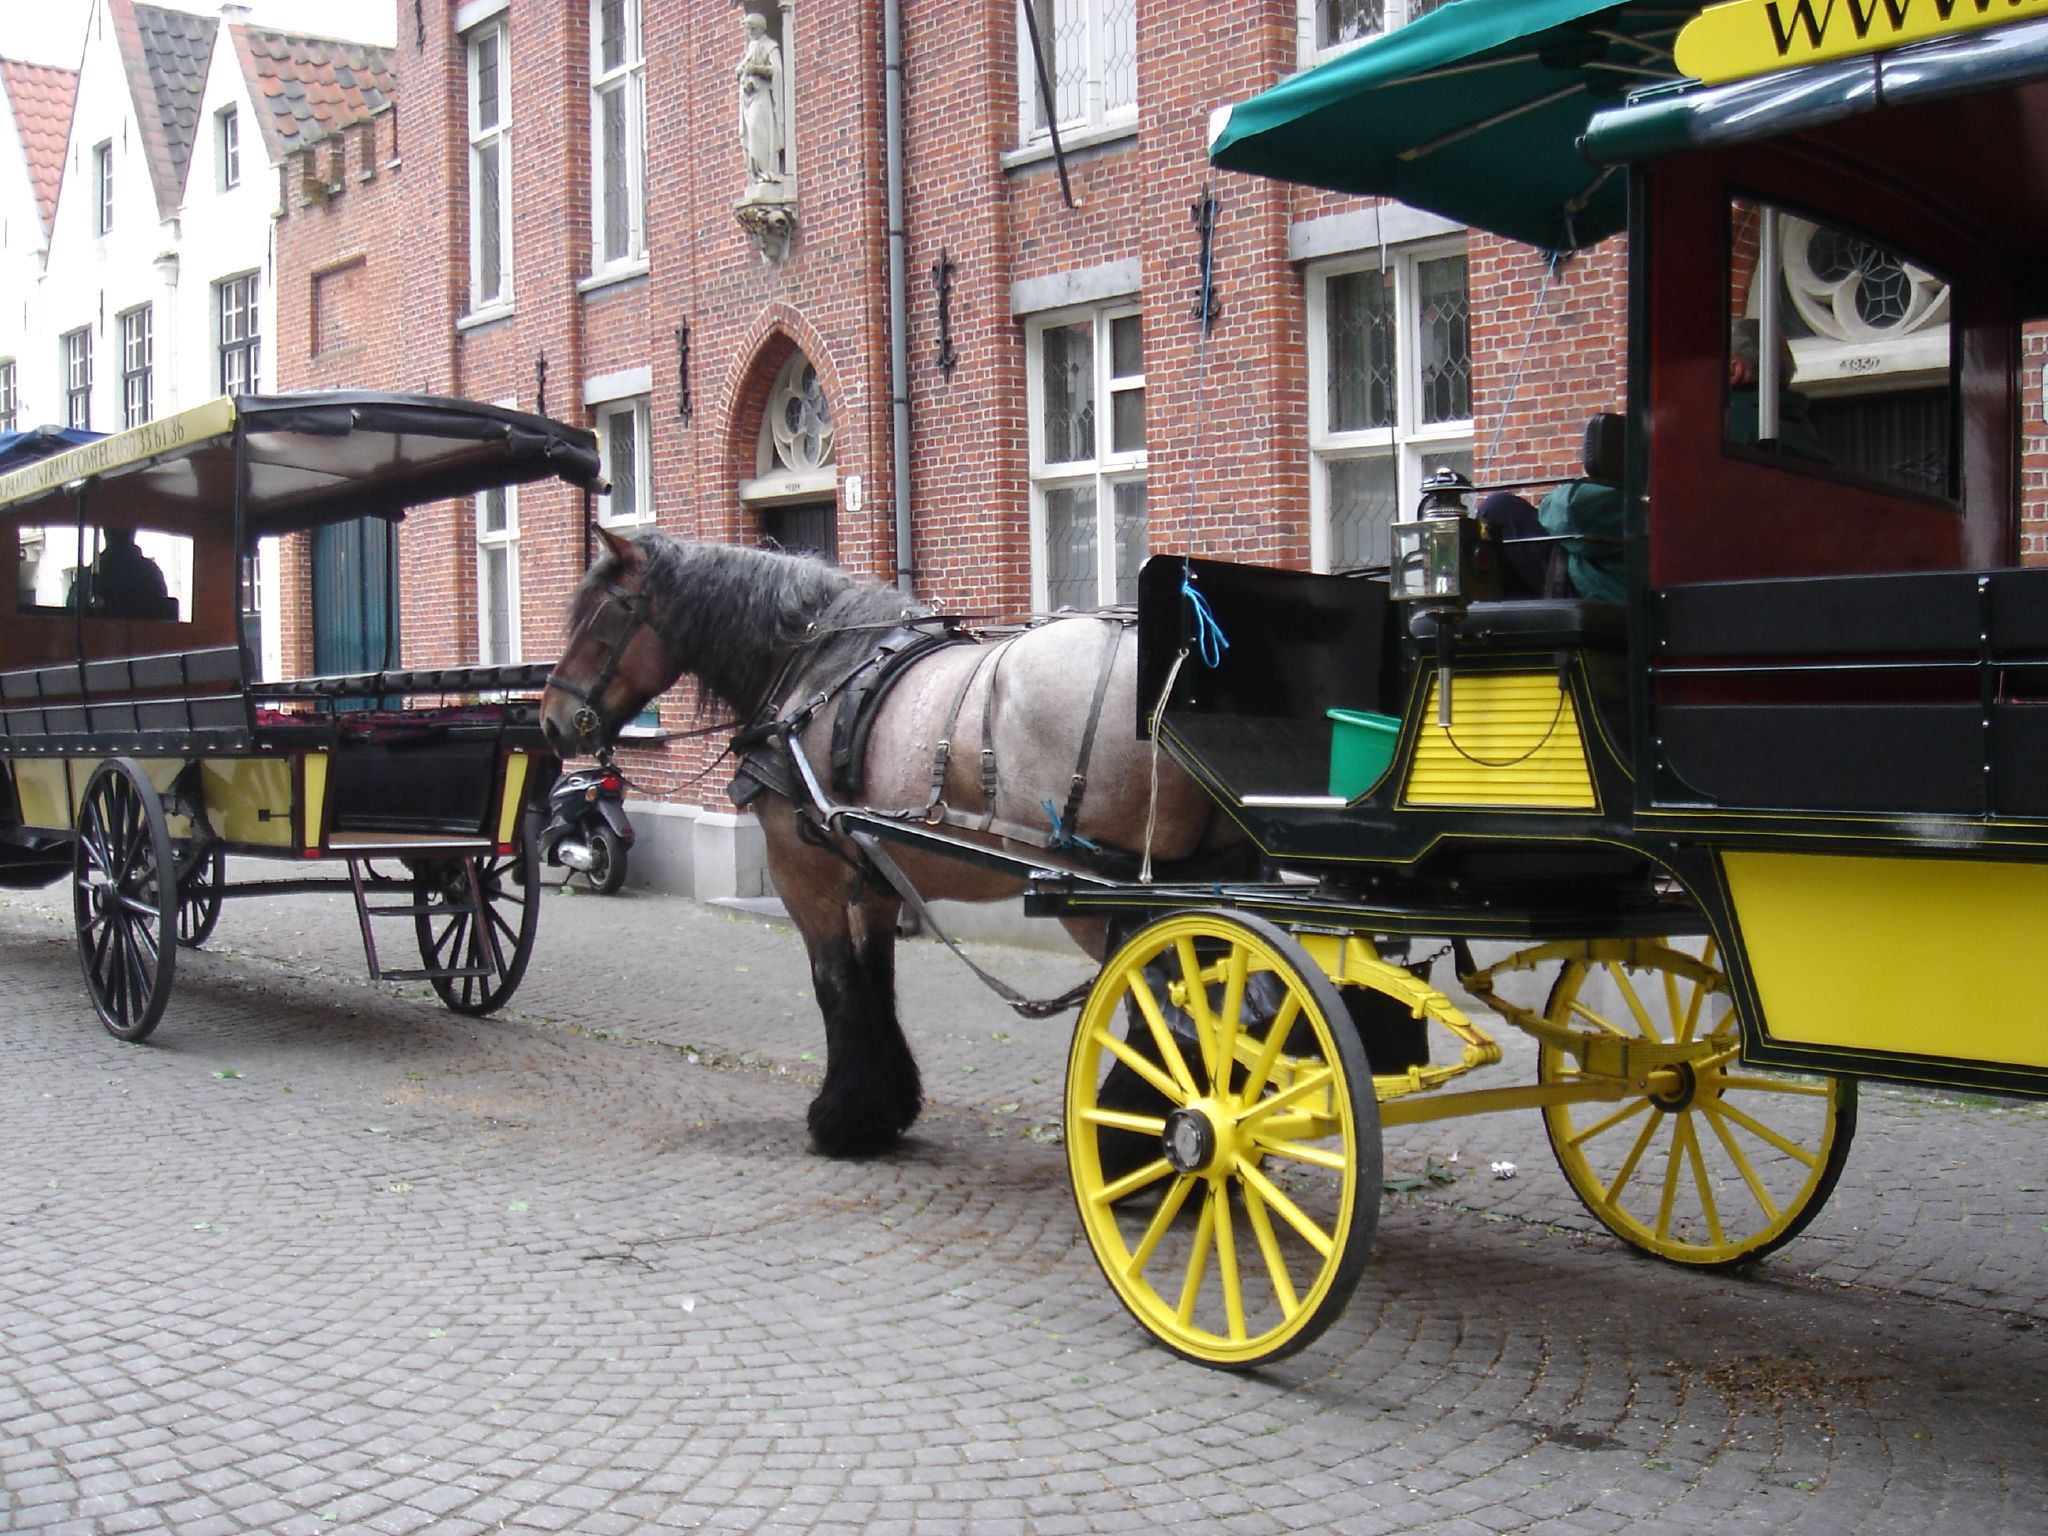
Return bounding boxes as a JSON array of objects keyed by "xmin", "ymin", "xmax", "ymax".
[
  {"xmin": 176, "ymin": 845, "xmax": 226, "ymax": 948},
  {"xmin": 72, "ymin": 759, "xmax": 177, "ymax": 1042},
  {"xmin": 1065, "ymin": 910, "xmax": 1381, "ymax": 1369},
  {"xmin": 1537, "ymin": 939, "xmax": 1856, "ymax": 1268},
  {"xmin": 412, "ymin": 813, "xmax": 541, "ymax": 1017}
]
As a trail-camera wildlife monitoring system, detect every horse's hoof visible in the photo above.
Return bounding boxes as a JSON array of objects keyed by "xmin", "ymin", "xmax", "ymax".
[{"xmin": 807, "ymin": 1102, "xmax": 903, "ymax": 1159}]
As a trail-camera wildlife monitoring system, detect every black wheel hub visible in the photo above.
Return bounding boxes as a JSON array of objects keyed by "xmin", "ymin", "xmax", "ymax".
[
  {"xmin": 1162, "ymin": 1107, "xmax": 1217, "ymax": 1174},
  {"xmin": 1649, "ymin": 1060, "xmax": 1699, "ymax": 1113}
]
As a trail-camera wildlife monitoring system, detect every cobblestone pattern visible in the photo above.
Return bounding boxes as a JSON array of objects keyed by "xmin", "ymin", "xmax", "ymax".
[{"xmin": 0, "ymin": 878, "xmax": 2043, "ymax": 1534}]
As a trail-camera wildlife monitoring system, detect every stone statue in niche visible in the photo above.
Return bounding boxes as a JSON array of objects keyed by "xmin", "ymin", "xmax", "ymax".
[{"xmin": 737, "ymin": 11, "xmax": 785, "ymax": 197}]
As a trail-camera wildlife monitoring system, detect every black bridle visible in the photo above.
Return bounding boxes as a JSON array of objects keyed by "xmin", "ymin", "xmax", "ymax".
[{"xmin": 545, "ymin": 579, "xmax": 649, "ymax": 748}]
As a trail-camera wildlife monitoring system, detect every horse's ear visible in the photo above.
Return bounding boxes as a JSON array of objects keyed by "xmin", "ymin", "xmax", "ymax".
[{"xmin": 595, "ymin": 523, "xmax": 638, "ymax": 568}]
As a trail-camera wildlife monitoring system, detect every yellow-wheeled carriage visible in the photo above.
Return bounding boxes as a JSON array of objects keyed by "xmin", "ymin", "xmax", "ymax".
[
  {"xmin": 0, "ymin": 393, "xmax": 603, "ymax": 1040},
  {"xmin": 1009, "ymin": 0, "xmax": 2048, "ymax": 1365}
]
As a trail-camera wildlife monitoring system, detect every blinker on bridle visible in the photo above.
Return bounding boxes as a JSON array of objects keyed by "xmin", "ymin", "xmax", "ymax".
[{"xmin": 546, "ymin": 580, "xmax": 647, "ymax": 745}]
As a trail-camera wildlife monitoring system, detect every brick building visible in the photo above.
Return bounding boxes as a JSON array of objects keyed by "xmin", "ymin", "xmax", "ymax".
[
  {"xmin": 270, "ymin": 0, "xmax": 2035, "ymax": 899},
  {"xmin": 271, "ymin": 0, "xmax": 1636, "ymax": 897}
]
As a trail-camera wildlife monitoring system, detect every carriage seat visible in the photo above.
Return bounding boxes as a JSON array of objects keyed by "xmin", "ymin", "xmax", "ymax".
[{"xmin": 1408, "ymin": 598, "xmax": 1625, "ymax": 651}]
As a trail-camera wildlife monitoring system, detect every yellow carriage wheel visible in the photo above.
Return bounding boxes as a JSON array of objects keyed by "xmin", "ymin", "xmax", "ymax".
[
  {"xmin": 1065, "ymin": 911, "xmax": 1380, "ymax": 1369},
  {"xmin": 1538, "ymin": 940, "xmax": 1856, "ymax": 1269}
]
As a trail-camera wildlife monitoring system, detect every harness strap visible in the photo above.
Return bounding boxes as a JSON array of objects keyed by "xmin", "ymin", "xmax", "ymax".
[
  {"xmin": 1054, "ymin": 619, "xmax": 1126, "ymax": 848},
  {"xmin": 925, "ymin": 636, "xmax": 1016, "ymax": 827},
  {"xmin": 844, "ymin": 826, "xmax": 1095, "ymax": 1020}
]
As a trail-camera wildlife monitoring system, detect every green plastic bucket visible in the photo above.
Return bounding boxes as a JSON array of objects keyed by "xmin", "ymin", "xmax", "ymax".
[{"xmin": 1326, "ymin": 709, "xmax": 1402, "ymax": 799}]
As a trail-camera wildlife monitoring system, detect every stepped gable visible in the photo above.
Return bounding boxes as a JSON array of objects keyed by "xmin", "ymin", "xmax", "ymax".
[
  {"xmin": 110, "ymin": 0, "xmax": 218, "ymax": 217},
  {"xmin": 0, "ymin": 60, "xmax": 79, "ymax": 236},
  {"xmin": 230, "ymin": 24, "xmax": 394, "ymax": 161}
]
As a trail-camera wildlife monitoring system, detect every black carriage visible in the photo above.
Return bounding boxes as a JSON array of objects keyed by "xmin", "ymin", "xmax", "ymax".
[
  {"xmin": 827, "ymin": 2, "xmax": 2048, "ymax": 1366},
  {"xmin": 0, "ymin": 392, "xmax": 602, "ymax": 1040}
]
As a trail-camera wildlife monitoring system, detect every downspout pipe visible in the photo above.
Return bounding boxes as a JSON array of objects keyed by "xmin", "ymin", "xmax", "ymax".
[{"xmin": 884, "ymin": 0, "xmax": 913, "ymax": 594}]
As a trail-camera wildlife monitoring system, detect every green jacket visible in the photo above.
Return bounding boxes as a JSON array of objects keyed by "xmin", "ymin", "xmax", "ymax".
[{"xmin": 1535, "ymin": 480, "xmax": 1625, "ymax": 605}]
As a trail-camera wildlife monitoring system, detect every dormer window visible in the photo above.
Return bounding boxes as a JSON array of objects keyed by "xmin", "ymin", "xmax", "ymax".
[{"xmin": 218, "ymin": 107, "xmax": 240, "ymax": 191}]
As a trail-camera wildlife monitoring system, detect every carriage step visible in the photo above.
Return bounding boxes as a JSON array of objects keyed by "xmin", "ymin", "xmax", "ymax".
[{"xmin": 345, "ymin": 858, "xmax": 495, "ymax": 986}]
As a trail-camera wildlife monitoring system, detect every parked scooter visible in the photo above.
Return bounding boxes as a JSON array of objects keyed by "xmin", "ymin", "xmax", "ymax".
[{"xmin": 540, "ymin": 754, "xmax": 635, "ymax": 894}]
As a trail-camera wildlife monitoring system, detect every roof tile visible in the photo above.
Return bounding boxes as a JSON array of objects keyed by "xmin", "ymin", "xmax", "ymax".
[
  {"xmin": 0, "ymin": 59, "xmax": 79, "ymax": 236},
  {"xmin": 229, "ymin": 22, "xmax": 393, "ymax": 163}
]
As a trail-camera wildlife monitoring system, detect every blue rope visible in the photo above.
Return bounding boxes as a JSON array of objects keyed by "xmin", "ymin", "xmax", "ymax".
[
  {"xmin": 1043, "ymin": 798, "xmax": 1100, "ymax": 853},
  {"xmin": 1182, "ymin": 571, "xmax": 1229, "ymax": 669}
]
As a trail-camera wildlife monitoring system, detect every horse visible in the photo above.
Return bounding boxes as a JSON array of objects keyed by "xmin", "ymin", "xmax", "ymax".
[{"xmin": 539, "ymin": 528, "xmax": 1240, "ymax": 1157}]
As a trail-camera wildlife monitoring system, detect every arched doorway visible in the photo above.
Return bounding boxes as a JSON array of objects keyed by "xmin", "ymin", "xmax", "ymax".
[{"xmin": 740, "ymin": 349, "xmax": 837, "ymax": 561}]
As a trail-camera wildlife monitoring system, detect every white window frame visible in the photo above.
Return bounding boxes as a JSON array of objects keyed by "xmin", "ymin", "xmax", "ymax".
[
  {"xmin": 1025, "ymin": 302, "xmax": 1146, "ymax": 612},
  {"xmin": 217, "ymin": 106, "xmax": 240, "ymax": 191},
  {"xmin": 216, "ymin": 271, "xmax": 261, "ymax": 394},
  {"xmin": 466, "ymin": 18, "xmax": 513, "ymax": 315},
  {"xmin": 93, "ymin": 141, "xmax": 113, "ymax": 235},
  {"xmin": 1305, "ymin": 238, "xmax": 1473, "ymax": 572},
  {"xmin": 1016, "ymin": 0, "xmax": 1138, "ymax": 146},
  {"xmin": 589, "ymin": 0, "xmax": 646, "ymax": 274},
  {"xmin": 476, "ymin": 482, "xmax": 520, "ymax": 664},
  {"xmin": 62, "ymin": 328, "xmax": 90, "ymax": 429},
  {"xmin": 1297, "ymin": 0, "xmax": 1445, "ymax": 67},
  {"xmin": 594, "ymin": 395, "xmax": 652, "ymax": 526},
  {"xmin": 0, "ymin": 360, "xmax": 15, "ymax": 431},
  {"xmin": 119, "ymin": 305, "xmax": 152, "ymax": 427}
]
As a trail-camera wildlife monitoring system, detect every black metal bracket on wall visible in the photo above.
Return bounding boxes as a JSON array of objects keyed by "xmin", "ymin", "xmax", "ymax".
[
  {"xmin": 1191, "ymin": 190, "xmax": 1222, "ymax": 332},
  {"xmin": 932, "ymin": 250, "xmax": 957, "ymax": 375},
  {"xmin": 675, "ymin": 322, "xmax": 694, "ymax": 423},
  {"xmin": 534, "ymin": 351, "xmax": 548, "ymax": 418}
]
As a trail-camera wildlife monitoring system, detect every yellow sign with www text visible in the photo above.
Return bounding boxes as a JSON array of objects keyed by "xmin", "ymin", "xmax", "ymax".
[{"xmin": 1676, "ymin": 0, "xmax": 2048, "ymax": 85}]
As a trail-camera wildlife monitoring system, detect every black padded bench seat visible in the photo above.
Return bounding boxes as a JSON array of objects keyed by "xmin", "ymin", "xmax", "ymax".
[{"xmin": 1409, "ymin": 599, "xmax": 1626, "ymax": 649}]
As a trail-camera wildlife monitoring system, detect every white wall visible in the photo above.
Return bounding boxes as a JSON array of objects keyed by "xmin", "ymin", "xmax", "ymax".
[{"xmin": 0, "ymin": 79, "xmax": 47, "ymax": 429}]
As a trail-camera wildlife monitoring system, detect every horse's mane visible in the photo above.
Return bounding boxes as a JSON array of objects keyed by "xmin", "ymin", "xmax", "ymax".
[{"xmin": 627, "ymin": 532, "xmax": 930, "ymax": 716}]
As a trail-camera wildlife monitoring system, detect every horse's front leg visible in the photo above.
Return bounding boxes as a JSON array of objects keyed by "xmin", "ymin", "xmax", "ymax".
[{"xmin": 761, "ymin": 805, "xmax": 922, "ymax": 1156}]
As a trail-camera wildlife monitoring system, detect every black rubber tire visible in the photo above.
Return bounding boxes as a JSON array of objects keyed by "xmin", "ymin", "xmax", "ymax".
[
  {"xmin": 72, "ymin": 759, "xmax": 177, "ymax": 1042},
  {"xmin": 176, "ymin": 846, "xmax": 226, "ymax": 948},
  {"xmin": 412, "ymin": 814, "xmax": 542, "ymax": 1017},
  {"xmin": 584, "ymin": 825, "xmax": 628, "ymax": 896}
]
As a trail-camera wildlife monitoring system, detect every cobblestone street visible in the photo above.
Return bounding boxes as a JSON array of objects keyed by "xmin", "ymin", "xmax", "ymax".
[{"xmin": 1, "ymin": 874, "xmax": 2043, "ymax": 1534}]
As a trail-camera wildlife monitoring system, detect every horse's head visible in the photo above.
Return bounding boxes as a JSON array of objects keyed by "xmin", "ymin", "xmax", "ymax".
[{"xmin": 541, "ymin": 525, "xmax": 672, "ymax": 757}]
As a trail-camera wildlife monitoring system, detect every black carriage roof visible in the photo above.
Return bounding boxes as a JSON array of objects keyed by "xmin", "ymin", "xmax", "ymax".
[{"xmin": 0, "ymin": 392, "xmax": 605, "ymax": 538}]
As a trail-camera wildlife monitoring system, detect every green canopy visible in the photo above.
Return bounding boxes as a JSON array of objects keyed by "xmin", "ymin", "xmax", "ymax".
[{"xmin": 1208, "ymin": 0, "xmax": 1699, "ymax": 251}]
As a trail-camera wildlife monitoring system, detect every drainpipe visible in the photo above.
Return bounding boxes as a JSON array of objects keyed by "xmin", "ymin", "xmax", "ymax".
[{"xmin": 884, "ymin": 0, "xmax": 913, "ymax": 593}]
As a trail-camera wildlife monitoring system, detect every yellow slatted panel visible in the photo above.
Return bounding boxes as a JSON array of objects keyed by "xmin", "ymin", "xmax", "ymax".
[{"xmin": 1402, "ymin": 673, "xmax": 1595, "ymax": 809}]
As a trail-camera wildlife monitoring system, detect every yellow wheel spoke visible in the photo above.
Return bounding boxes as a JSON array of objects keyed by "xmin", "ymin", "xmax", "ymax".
[
  {"xmin": 1173, "ymin": 937, "xmax": 1220, "ymax": 1083},
  {"xmin": 1125, "ymin": 1172, "xmax": 1197, "ymax": 1280},
  {"xmin": 1716, "ymin": 1073, "xmax": 1831, "ymax": 1097},
  {"xmin": 1604, "ymin": 1109, "xmax": 1662, "ymax": 1209},
  {"xmin": 1175, "ymin": 1188, "xmax": 1219, "ymax": 1324},
  {"xmin": 1080, "ymin": 1106, "xmax": 1167, "ymax": 1136},
  {"xmin": 1710, "ymin": 1097, "xmax": 1822, "ymax": 1169},
  {"xmin": 1240, "ymin": 990, "xmax": 1302, "ymax": 1102},
  {"xmin": 1238, "ymin": 1066, "xmax": 1335, "ymax": 1130},
  {"xmin": 1565, "ymin": 994, "xmax": 1632, "ymax": 1037},
  {"xmin": 1213, "ymin": 1178, "xmax": 1247, "ymax": 1343},
  {"xmin": 1093, "ymin": 1156, "xmax": 1175, "ymax": 1209},
  {"xmin": 1216, "ymin": 942, "xmax": 1249, "ymax": 1095},
  {"xmin": 1239, "ymin": 1160, "xmax": 1335, "ymax": 1259},
  {"xmin": 1702, "ymin": 1101, "xmax": 1781, "ymax": 1224},
  {"xmin": 1093, "ymin": 1026, "xmax": 1186, "ymax": 1107},
  {"xmin": 1563, "ymin": 1094, "xmax": 1652, "ymax": 1151},
  {"xmin": 1655, "ymin": 1115, "xmax": 1687, "ymax": 1240},
  {"xmin": 1241, "ymin": 1182, "xmax": 1300, "ymax": 1317},
  {"xmin": 1611, "ymin": 963, "xmax": 1663, "ymax": 1042},
  {"xmin": 1679, "ymin": 1113, "xmax": 1725, "ymax": 1247},
  {"xmin": 1124, "ymin": 965, "xmax": 1199, "ymax": 1097},
  {"xmin": 1254, "ymin": 1136, "xmax": 1346, "ymax": 1172}
]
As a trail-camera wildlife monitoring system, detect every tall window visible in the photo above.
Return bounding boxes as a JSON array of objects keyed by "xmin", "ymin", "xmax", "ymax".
[
  {"xmin": 217, "ymin": 106, "xmax": 240, "ymax": 190},
  {"xmin": 590, "ymin": 0, "xmax": 645, "ymax": 271},
  {"xmin": 62, "ymin": 328, "xmax": 90, "ymax": 429},
  {"xmin": 1307, "ymin": 243, "xmax": 1473, "ymax": 571},
  {"xmin": 217, "ymin": 272, "xmax": 261, "ymax": 394},
  {"xmin": 93, "ymin": 141, "xmax": 113, "ymax": 234},
  {"xmin": 1019, "ymin": 0, "xmax": 1137, "ymax": 142},
  {"xmin": 468, "ymin": 19, "xmax": 512, "ymax": 311},
  {"xmin": 595, "ymin": 397, "xmax": 651, "ymax": 525},
  {"xmin": 477, "ymin": 485, "xmax": 519, "ymax": 664},
  {"xmin": 120, "ymin": 306, "xmax": 153, "ymax": 427},
  {"xmin": 0, "ymin": 361, "xmax": 15, "ymax": 432},
  {"xmin": 1027, "ymin": 305, "xmax": 1146, "ymax": 611},
  {"xmin": 1303, "ymin": 0, "xmax": 1450, "ymax": 61}
]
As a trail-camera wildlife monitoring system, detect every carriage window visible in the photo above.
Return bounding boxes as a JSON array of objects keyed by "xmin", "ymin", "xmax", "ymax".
[
  {"xmin": 16, "ymin": 525, "xmax": 192, "ymax": 622},
  {"xmin": 1726, "ymin": 200, "xmax": 1954, "ymax": 500}
]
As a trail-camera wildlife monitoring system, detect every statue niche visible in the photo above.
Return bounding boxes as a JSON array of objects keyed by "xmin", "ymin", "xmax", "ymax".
[{"xmin": 735, "ymin": 8, "xmax": 795, "ymax": 249}]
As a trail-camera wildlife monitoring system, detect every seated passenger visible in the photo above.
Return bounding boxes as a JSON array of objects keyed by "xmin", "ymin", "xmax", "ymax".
[
  {"xmin": 1475, "ymin": 413, "xmax": 1625, "ymax": 604},
  {"xmin": 1726, "ymin": 318, "xmax": 1828, "ymax": 463},
  {"xmin": 88, "ymin": 528, "xmax": 171, "ymax": 619}
]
